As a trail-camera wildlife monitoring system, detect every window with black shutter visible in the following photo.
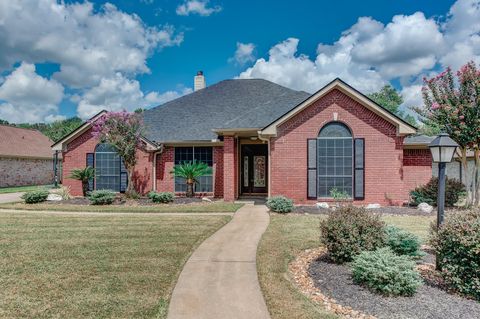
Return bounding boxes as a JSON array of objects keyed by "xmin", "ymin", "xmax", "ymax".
[
  {"xmin": 354, "ymin": 138, "xmax": 365, "ymax": 199},
  {"xmin": 86, "ymin": 153, "xmax": 95, "ymax": 191}
]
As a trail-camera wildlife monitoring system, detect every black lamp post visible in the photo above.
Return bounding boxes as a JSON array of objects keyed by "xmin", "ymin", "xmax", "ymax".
[{"xmin": 428, "ymin": 133, "xmax": 459, "ymax": 227}]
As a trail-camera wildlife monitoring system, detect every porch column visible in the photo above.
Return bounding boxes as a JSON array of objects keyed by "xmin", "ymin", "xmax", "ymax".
[{"xmin": 223, "ymin": 136, "xmax": 238, "ymax": 201}]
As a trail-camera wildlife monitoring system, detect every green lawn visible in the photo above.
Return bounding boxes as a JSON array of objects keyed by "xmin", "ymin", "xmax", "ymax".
[
  {"xmin": 0, "ymin": 212, "xmax": 231, "ymax": 318},
  {"xmin": 257, "ymin": 214, "xmax": 434, "ymax": 319},
  {"xmin": 0, "ymin": 184, "xmax": 54, "ymax": 194},
  {"xmin": 0, "ymin": 201, "xmax": 243, "ymax": 213}
]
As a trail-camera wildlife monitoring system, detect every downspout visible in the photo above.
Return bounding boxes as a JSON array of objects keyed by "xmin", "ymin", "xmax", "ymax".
[
  {"xmin": 258, "ymin": 133, "xmax": 271, "ymax": 198},
  {"xmin": 152, "ymin": 144, "xmax": 164, "ymax": 192}
]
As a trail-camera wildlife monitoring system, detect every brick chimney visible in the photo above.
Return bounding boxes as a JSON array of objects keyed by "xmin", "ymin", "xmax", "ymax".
[{"xmin": 194, "ymin": 71, "xmax": 206, "ymax": 91}]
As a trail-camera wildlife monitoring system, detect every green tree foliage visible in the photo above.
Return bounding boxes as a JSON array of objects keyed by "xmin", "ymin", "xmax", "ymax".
[
  {"xmin": 69, "ymin": 167, "xmax": 95, "ymax": 197},
  {"xmin": 368, "ymin": 84, "xmax": 417, "ymax": 127},
  {"xmin": 170, "ymin": 160, "xmax": 212, "ymax": 197}
]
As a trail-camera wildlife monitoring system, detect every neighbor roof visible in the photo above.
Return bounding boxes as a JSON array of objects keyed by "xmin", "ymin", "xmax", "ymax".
[
  {"xmin": 0, "ymin": 125, "xmax": 54, "ymax": 159},
  {"xmin": 142, "ymin": 79, "xmax": 310, "ymax": 142}
]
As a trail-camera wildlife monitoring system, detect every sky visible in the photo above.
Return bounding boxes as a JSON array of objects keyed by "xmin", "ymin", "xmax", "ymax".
[{"xmin": 0, "ymin": 0, "xmax": 478, "ymax": 123}]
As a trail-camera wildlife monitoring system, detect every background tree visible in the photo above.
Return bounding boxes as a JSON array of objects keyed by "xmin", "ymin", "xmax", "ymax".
[
  {"xmin": 91, "ymin": 111, "xmax": 143, "ymax": 196},
  {"xmin": 2, "ymin": 117, "xmax": 83, "ymax": 142},
  {"xmin": 368, "ymin": 85, "xmax": 417, "ymax": 126},
  {"xmin": 414, "ymin": 61, "xmax": 480, "ymax": 206}
]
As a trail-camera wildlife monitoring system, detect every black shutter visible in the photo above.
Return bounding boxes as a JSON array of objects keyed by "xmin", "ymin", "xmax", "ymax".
[
  {"xmin": 354, "ymin": 138, "xmax": 365, "ymax": 199},
  {"xmin": 86, "ymin": 153, "xmax": 95, "ymax": 191},
  {"xmin": 307, "ymin": 139, "xmax": 317, "ymax": 199}
]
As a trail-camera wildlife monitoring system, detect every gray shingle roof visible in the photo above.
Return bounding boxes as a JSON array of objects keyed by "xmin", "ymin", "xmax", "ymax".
[{"xmin": 142, "ymin": 79, "xmax": 310, "ymax": 142}]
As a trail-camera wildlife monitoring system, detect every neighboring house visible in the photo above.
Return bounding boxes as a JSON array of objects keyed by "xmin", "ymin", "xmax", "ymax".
[
  {"xmin": 53, "ymin": 75, "xmax": 436, "ymax": 205},
  {"xmin": 0, "ymin": 125, "xmax": 57, "ymax": 187}
]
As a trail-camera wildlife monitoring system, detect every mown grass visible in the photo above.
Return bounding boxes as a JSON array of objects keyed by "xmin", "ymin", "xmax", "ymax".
[
  {"xmin": 0, "ymin": 201, "xmax": 243, "ymax": 213},
  {"xmin": 0, "ymin": 184, "xmax": 53, "ymax": 194},
  {"xmin": 0, "ymin": 212, "xmax": 231, "ymax": 318},
  {"xmin": 257, "ymin": 213, "xmax": 433, "ymax": 319}
]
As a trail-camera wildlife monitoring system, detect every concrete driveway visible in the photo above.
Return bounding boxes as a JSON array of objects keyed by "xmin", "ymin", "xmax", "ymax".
[
  {"xmin": 0, "ymin": 192, "xmax": 24, "ymax": 204},
  {"xmin": 167, "ymin": 204, "xmax": 271, "ymax": 319}
]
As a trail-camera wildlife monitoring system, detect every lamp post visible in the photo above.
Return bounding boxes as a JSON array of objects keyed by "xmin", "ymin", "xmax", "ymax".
[{"xmin": 428, "ymin": 133, "xmax": 459, "ymax": 227}]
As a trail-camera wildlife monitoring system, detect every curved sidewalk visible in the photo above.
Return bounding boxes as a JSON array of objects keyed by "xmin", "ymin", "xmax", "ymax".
[{"xmin": 167, "ymin": 204, "xmax": 271, "ymax": 319}]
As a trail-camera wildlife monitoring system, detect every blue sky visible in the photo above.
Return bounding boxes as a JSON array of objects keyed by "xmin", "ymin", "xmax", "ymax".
[{"xmin": 0, "ymin": 0, "xmax": 478, "ymax": 123}]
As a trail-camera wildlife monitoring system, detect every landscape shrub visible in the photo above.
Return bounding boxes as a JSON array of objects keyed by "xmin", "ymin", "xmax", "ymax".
[
  {"xmin": 266, "ymin": 196, "xmax": 294, "ymax": 213},
  {"xmin": 385, "ymin": 225, "xmax": 423, "ymax": 257},
  {"xmin": 430, "ymin": 210, "xmax": 480, "ymax": 300},
  {"xmin": 320, "ymin": 206, "xmax": 385, "ymax": 263},
  {"xmin": 410, "ymin": 177, "xmax": 465, "ymax": 207},
  {"xmin": 352, "ymin": 247, "xmax": 422, "ymax": 296},
  {"xmin": 88, "ymin": 190, "xmax": 116, "ymax": 205},
  {"xmin": 148, "ymin": 191, "xmax": 175, "ymax": 203},
  {"xmin": 21, "ymin": 189, "xmax": 49, "ymax": 204}
]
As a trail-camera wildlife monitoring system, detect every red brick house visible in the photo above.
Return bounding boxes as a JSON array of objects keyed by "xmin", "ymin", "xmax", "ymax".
[{"xmin": 52, "ymin": 77, "xmax": 434, "ymax": 205}]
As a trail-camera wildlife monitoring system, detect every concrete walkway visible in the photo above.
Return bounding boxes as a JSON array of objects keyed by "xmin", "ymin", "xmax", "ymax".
[
  {"xmin": 0, "ymin": 192, "xmax": 24, "ymax": 204},
  {"xmin": 167, "ymin": 204, "xmax": 271, "ymax": 319}
]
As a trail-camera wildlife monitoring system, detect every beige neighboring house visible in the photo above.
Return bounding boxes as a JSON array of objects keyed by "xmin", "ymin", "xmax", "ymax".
[{"xmin": 0, "ymin": 125, "xmax": 58, "ymax": 188}]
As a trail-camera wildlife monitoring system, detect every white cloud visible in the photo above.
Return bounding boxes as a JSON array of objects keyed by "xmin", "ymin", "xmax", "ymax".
[
  {"xmin": 239, "ymin": 0, "xmax": 480, "ymax": 111},
  {"xmin": 0, "ymin": 62, "xmax": 64, "ymax": 123},
  {"xmin": 239, "ymin": 38, "xmax": 386, "ymax": 94},
  {"xmin": 176, "ymin": 0, "xmax": 222, "ymax": 16},
  {"xmin": 0, "ymin": 1, "xmax": 183, "ymax": 88},
  {"xmin": 76, "ymin": 73, "xmax": 192, "ymax": 119},
  {"xmin": 229, "ymin": 42, "xmax": 256, "ymax": 65}
]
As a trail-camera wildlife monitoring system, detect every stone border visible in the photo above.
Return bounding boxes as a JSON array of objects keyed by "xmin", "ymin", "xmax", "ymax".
[{"xmin": 288, "ymin": 248, "xmax": 376, "ymax": 319}]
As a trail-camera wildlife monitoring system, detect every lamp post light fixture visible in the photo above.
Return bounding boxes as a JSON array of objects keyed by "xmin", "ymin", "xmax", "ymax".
[{"xmin": 428, "ymin": 133, "xmax": 459, "ymax": 227}]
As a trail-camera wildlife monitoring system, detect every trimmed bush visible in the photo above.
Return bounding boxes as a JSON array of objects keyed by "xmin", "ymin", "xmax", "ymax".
[
  {"xmin": 21, "ymin": 189, "xmax": 49, "ymax": 204},
  {"xmin": 385, "ymin": 225, "xmax": 423, "ymax": 257},
  {"xmin": 410, "ymin": 177, "xmax": 465, "ymax": 207},
  {"xmin": 266, "ymin": 196, "xmax": 294, "ymax": 213},
  {"xmin": 430, "ymin": 210, "xmax": 480, "ymax": 300},
  {"xmin": 88, "ymin": 190, "xmax": 116, "ymax": 205},
  {"xmin": 148, "ymin": 191, "xmax": 175, "ymax": 203},
  {"xmin": 352, "ymin": 247, "xmax": 422, "ymax": 296},
  {"xmin": 320, "ymin": 206, "xmax": 385, "ymax": 263}
]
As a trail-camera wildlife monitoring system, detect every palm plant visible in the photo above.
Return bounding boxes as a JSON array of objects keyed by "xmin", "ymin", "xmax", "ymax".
[
  {"xmin": 170, "ymin": 160, "xmax": 212, "ymax": 197},
  {"xmin": 69, "ymin": 167, "xmax": 95, "ymax": 197}
]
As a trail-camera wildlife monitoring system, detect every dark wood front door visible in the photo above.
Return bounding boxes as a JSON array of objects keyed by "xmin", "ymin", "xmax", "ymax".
[{"xmin": 241, "ymin": 144, "xmax": 268, "ymax": 194}]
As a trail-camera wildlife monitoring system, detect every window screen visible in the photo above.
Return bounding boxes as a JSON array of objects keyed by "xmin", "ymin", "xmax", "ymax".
[
  {"xmin": 317, "ymin": 123, "xmax": 353, "ymax": 198},
  {"xmin": 95, "ymin": 143, "xmax": 126, "ymax": 192},
  {"xmin": 174, "ymin": 147, "xmax": 213, "ymax": 192}
]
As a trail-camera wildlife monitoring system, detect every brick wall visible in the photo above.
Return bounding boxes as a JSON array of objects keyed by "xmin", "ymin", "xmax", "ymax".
[
  {"xmin": 270, "ymin": 88, "xmax": 408, "ymax": 205},
  {"xmin": 403, "ymin": 149, "xmax": 432, "ymax": 166},
  {"xmin": 0, "ymin": 157, "xmax": 54, "ymax": 187},
  {"xmin": 62, "ymin": 127, "xmax": 154, "ymax": 196},
  {"xmin": 223, "ymin": 137, "xmax": 238, "ymax": 201},
  {"xmin": 155, "ymin": 145, "xmax": 224, "ymax": 197}
]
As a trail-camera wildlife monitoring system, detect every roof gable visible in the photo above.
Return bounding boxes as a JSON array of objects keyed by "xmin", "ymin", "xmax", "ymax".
[{"xmin": 260, "ymin": 78, "xmax": 417, "ymax": 136}]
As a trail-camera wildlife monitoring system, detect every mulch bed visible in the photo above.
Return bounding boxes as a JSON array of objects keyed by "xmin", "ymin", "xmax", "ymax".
[
  {"xmin": 45, "ymin": 197, "xmax": 205, "ymax": 206},
  {"xmin": 294, "ymin": 205, "xmax": 437, "ymax": 216},
  {"xmin": 290, "ymin": 248, "xmax": 480, "ymax": 319}
]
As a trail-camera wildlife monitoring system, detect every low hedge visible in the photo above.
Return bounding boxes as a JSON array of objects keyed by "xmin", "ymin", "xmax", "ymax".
[
  {"xmin": 21, "ymin": 189, "xmax": 50, "ymax": 204},
  {"xmin": 352, "ymin": 247, "xmax": 422, "ymax": 296},
  {"xmin": 148, "ymin": 191, "xmax": 175, "ymax": 203},
  {"xmin": 385, "ymin": 225, "xmax": 422, "ymax": 257},
  {"xmin": 266, "ymin": 196, "xmax": 294, "ymax": 213},
  {"xmin": 430, "ymin": 209, "xmax": 480, "ymax": 300},
  {"xmin": 320, "ymin": 206, "xmax": 385, "ymax": 263},
  {"xmin": 88, "ymin": 190, "xmax": 116, "ymax": 205},
  {"xmin": 410, "ymin": 177, "xmax": 465, "ymax": 207}
]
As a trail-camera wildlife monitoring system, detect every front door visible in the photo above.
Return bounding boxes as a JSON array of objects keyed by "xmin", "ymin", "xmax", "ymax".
[{"xmin": 241, "ymin": 144, "xmax": 268, "ymax": 194}]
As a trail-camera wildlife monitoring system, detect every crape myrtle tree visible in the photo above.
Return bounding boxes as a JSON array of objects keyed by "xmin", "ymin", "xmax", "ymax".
[
  {"xmin": 415, "ymin": 61, "xmax": 480, "ymax": 206},
  {"xmin": 91, "ymin": 111, "xmax": 143, "ymax": 196}
]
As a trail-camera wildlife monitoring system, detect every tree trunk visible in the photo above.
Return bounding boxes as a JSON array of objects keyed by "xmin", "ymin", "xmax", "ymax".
[
  {"xmin": 475, "ymin": 149, "xmax": 480, "ymax": 206},
  {"xmin": 126, "ymin": 167, "xmax": 135, "ymax": 196},
  {"xmin": 82, "ymin": 181, "xmax": 88, "ymax": 197},
  {"xmin": 186, "ymin": 179, "xmax": 194, "ymax": 198},
  {"xmin": 461, "ymin": 148, "xmax": 474, "ymax": 206}
]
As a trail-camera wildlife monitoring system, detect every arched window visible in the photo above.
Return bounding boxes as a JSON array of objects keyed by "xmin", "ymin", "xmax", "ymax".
[
  {"xmin": 94, "ymin": 143, "xmax": 127, "ymax": 192},
  {"xmin": 317, "ymin": 122, "xmax": 353, "ymax": 198}
]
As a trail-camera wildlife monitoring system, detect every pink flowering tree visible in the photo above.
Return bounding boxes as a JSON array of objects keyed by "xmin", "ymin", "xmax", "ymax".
[
  {"xmin": 415, "ymin": 61, "xmax": 480, "ymax": 206},
  {"xmin": 91, "ymin": 111, "xmax": 143, "ymax": 196}
]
